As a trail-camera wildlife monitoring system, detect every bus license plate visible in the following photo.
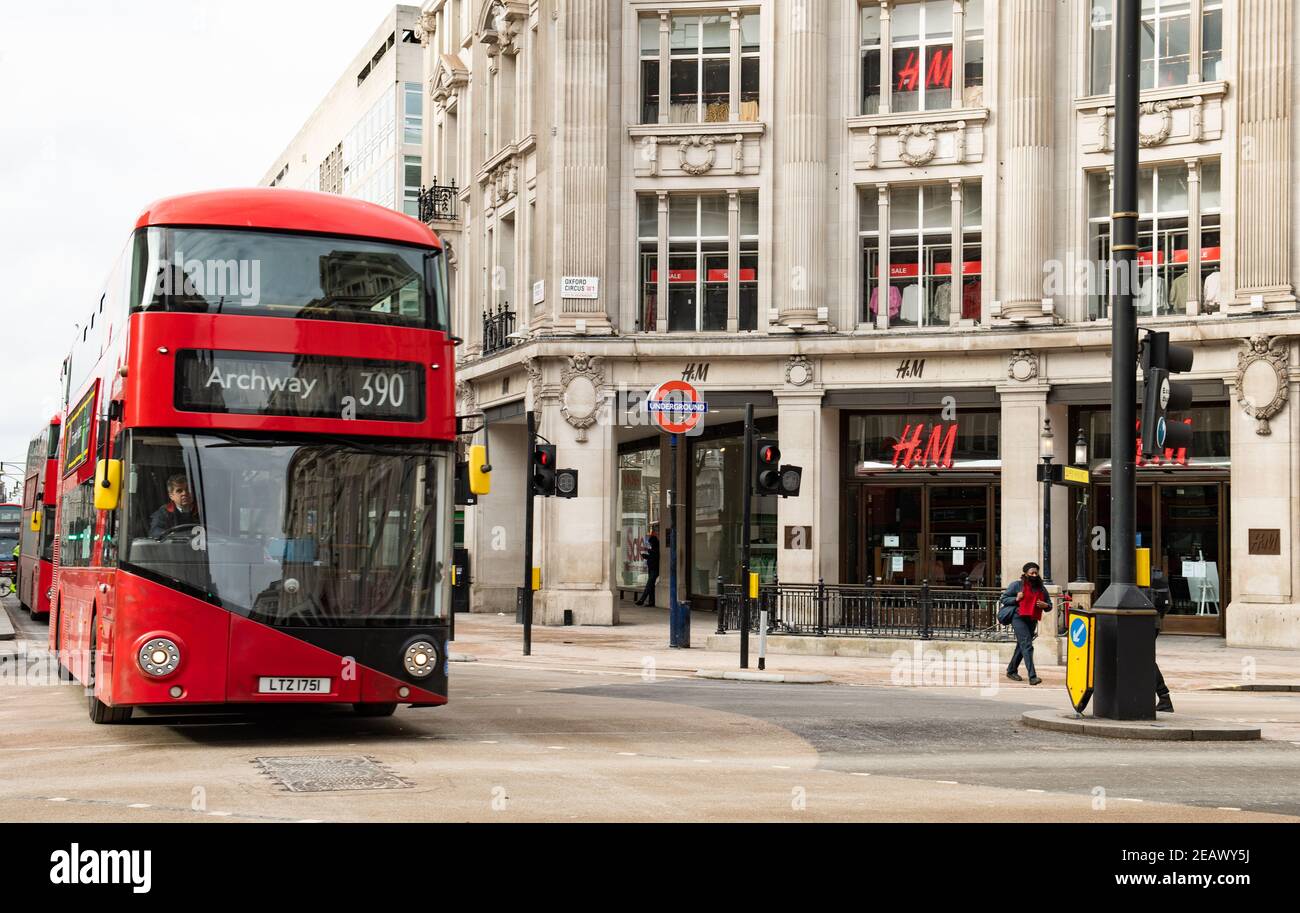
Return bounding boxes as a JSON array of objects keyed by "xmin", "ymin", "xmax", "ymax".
[{"xmin": 258, "ymin": 677, "xmax": 331, "ymax": 694}]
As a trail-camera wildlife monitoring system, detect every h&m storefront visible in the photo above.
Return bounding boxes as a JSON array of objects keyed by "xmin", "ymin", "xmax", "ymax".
[{"xmin": 835, "ymin": 390, "xmax": 1003, "ymax": 589}]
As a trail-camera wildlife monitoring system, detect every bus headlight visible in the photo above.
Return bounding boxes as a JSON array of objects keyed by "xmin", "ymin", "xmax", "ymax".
[
  {"xmin": 138, "ymin": 638, "xmax": 181, "ymax": 677},
  {"xmin": 403, "ymin": 641, "xmax": 437, "ymax": 678}
]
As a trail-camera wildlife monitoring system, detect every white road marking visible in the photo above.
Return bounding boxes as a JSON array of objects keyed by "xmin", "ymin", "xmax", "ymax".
[
  {"xmin": 547, "ymin": 746, "xmax": 566, "ymax": 750},
  {"xmin": 208, "ymin": 811, "xmax": 232, "ymax": 817},
  {"xmin": 127, "ymin": 803, "xmax": 151, "ymax": 809},
  {"xmin": 1116, "ymin": 797, "xmax": 1144, "ymax": 803},
  {"xmin": 850, "ymin": 772, "xmax": 871, "ymax": 777},
  {"xmin": 935, "ymin": 780, "xmax": 959, "ymax": 785},
  {"xmin": 1216, "ymin": 807, "xmax": 1242, "ymax": 812},
  {"xmin": 1025, "ymin": 789, "xmax": 1047, "ymax": 793},
  {"xmin": 479, "ymin": 740, "xmax": 499, "ymax": 744},
  {"xmin": 771, "ymin": 765, "xmax": 791, "ymax": 770},
  {"xmin": 48, "ymin": 797, "xmax": 68, "ymax": 802},
  {"xmin": 617, "ymin": 752, "xmax": 638, "ymax": 756}
]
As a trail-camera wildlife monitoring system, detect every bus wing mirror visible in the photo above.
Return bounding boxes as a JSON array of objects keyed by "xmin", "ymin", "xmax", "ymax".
[
  {"xmin": 468, "ymin": 443, "xmax": 491, "ymax": 496},
  {"xmin": 94, "ymin": 459, "xmax": 123, "ymax": 511}
]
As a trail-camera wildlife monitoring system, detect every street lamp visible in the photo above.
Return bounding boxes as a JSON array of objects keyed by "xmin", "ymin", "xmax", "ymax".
[
  {"xmin": 1040, "ymin": 417, "xmax": 1055, "ymax": 584},
  {"xmin": 1075, "ymin": 428, "xmax": 1090, "ymax": 584}
]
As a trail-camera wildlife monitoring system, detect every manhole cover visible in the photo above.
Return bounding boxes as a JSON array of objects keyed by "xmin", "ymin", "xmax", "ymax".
[{"xmin": 253, "ymin": 756, "xmax": 413, "ymax": 792}]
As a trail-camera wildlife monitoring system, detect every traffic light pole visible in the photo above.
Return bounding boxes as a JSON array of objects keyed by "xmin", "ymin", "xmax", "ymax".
[
  {"xmin": 740, "ymin": 403, "xmax": 753, "ymax": 669},
  {"xmin": 522, "ymin": 409, "xmax": 535, "ymax": 656},
  {"xmin": 1093, "ymin": 0, "xmax": 1156, "ymax": 720}
]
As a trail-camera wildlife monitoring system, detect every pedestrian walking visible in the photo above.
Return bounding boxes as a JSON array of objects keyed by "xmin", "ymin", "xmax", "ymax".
[
  {"xmin": 1000, "ymin": 561, "xmax": 1052, "ymax": 685},
  {"xmin": 634, "ymin": 528, "xmax": 661, "ymax": 607}
]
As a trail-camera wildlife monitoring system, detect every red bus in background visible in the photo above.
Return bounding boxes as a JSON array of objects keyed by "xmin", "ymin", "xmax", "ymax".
[
  {"xmin": 0, "ymin": 503, "xmax": 20, "ymax": 580},
  {"xmin": 17, "ymin": 416, "xmax": 60, "ymax": 616},
  {"xmin": 52, "ymin": 188, "xmax": 456, "ymax": 723}
]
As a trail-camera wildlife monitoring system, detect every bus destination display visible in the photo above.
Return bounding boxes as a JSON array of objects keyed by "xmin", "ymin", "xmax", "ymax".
[{"xmin": 175, "ymin": 350, "xmax": 425, "ymax": 422}]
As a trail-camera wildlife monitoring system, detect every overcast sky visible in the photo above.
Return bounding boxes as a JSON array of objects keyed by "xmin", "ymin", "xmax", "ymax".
[{"xmin": 0, "ymin": 0, "xmax": 399, "ymax": 494}]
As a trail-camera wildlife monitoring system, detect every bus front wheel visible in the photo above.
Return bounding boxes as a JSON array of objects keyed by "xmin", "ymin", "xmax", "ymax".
[{"xmin": 87, "ymin": 619, "xmax": 132, "ymax": 725}]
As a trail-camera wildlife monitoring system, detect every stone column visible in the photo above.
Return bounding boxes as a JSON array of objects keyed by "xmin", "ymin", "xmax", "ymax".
[
  {"xmin": 655, "ymin": 191, "xmax": 669, "ymax": 333},
  {"xmin": 555, "ymin": 0, "xmax": 611, "ymax": 328},
  {"xmin": 1186, "ymin": 158, "xmax": 1202, "ymax": 316},
  {"xmin": 1226, "ymin": 341, "xmax": 1300, "ymax": 648},
  {"xmin": 878, "ymin": 2, "xmax": 892, "ymax": 115},
  {"xmin": 727, "ymin": 190, "xmax": 740, "ymax": 332},
  {"xmin": 999, "ymin": 0, "xmax": 1054, "ymax": 321},
  {"xmin": 534, "ymin": 388, "xmax": 617, "ymax": 626},
  {"xmin": 1235, "ymin": 0, "xmax": 1295, "ymax": 308},
  {"xmin": 774, "ymin": 390, "xmax": 833, "ymax": 583},
  {"xmin": 952, "ymin": 0, "xmax": 966, "ymax": 107},
  {"xmin": 876, "ymin": 184, "xmax": 891, "ymax": 330},
  {"xmin": 949, "ymin": 178, "xmax": 963, "ymax": 327},
  {"xmin": 775, "ymin": 0, "xmax": 828, "ymax": 326},
  {"xmin": 998, "ymin": 385, "xmax": 1050, "ymax": 586}
]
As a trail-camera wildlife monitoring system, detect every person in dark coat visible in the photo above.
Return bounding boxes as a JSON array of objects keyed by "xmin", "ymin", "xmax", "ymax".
[
  {"xmin": 999, "ymin": 561, "xmax": 1052, "ymax": 685},
  {"xmin": 635, "ymin": 528, "xmax": 661, "ymax": 607}
]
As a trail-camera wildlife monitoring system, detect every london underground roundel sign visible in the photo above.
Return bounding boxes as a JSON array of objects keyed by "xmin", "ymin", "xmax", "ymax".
[{"xmin": 647, "ymin": 380, "xmax": 708, "ymax": 435}]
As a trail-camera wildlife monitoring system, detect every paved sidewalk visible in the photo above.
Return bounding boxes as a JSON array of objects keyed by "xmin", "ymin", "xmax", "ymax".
[
  {"xmin": 453, "ymin": 600, "xmax": 1300, "ymax": 688},
  {"xmin": 450, "ymin": 599, "xmax": 1300, "ymax": 740}
]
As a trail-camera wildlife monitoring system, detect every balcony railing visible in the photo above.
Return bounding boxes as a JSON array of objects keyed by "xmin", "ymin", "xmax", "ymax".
[
  {"xmin": 418, "ymin": 179, "xmax": 458, "ymax": 223},
  {"xmin": 481, "ymin": 301, "xmax": 516, "ymax": 356},
  {"xmin": 715, "ymin": 578, "xmax": 1018, "ymax": 642}
]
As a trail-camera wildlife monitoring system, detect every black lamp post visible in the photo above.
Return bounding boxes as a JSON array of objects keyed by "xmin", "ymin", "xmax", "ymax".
[
  {"xmin": 1075, "ymin": 429, "xmax": 1090, "ymax": 583},
  {"xmin": 1040, "ymin": 417, "xmax": 1055, "ymax": 585}
]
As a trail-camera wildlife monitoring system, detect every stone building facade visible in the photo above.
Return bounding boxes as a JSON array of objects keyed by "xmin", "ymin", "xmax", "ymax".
[{"xmin": 415, "ymin": 0, "xmax": 1300, "ymax": 648}]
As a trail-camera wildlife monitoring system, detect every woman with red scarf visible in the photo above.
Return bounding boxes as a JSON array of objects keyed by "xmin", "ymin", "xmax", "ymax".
[{"xmin": 999, "ymin": 561, "xmax": 1052, "ymax": 685}]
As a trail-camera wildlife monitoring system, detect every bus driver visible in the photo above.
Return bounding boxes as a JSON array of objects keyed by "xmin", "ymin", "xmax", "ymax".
[{"xmin": 149, "ymin": 474, "xmax": 200, "ymax": 538}]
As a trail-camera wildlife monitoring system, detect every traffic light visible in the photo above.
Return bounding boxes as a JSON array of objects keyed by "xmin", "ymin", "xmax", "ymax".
[
  {"xmin": 1140, "ymin": 330, "xmax": 1194, "ymax": 457},
  {"xmin": 555, "ymin": 468, "xmax": 579, "ymax": 499},
  {"xmin": 753, "ymin": 439, "xmax": 803, "ymax": 498},
  {"xmin": 531, "ymin": 444, "xmax": 556, "ymax": 497},
  {"xmin": 753, "ymin": 440, "xmax": 782, "ymax": 496}
]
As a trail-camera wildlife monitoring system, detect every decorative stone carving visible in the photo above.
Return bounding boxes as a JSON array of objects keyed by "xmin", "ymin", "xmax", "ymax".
[
  {"xmin": 1236, "ymin": 336, "xmax": 1289, "ymax": 435},
  {"xmin": 559, "ymin": 354, "xmax": 605, "ymax": 442},
  {"xmin": 628, "ymin": 125, "xmax": 764, "ymax": 178},
  {"xmin": 414, "ymin": 10, "xmax": 437, "ymax": 46},
  {"xmin": 1093, "ymin": 96, "xmax": 1205, "ymax": 152},
  {"xmin": 785, "ymin": 355, "xmax": 814, "ymax": 387},
  {"xmin": 523, "ymin": 356, "xmax": 542, "ymax": 394},
  {"xmin": 486, "ymin": 156, "xmax": 519, "ymax": 207},
  {"xmin": 895, "ymin": 123, "xmax": 939, "ymax": 166},
  {"xmin": 677, "ymin": 135, "xmax": 717, "ymax": 175},
  {"xmin": 1008, "ymin": 349, "xmax": 1039, "ymax": 382},
  {"xmin": 455, "ymin": 379, "xmax": 478, "ymax": 415},
  {"xmin": 856, "ymin": 116, "xmax": 982, "ymax": 170}
]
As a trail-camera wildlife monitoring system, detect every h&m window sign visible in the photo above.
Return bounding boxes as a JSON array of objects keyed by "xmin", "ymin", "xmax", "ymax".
[{"xmin": 892, "ymin": 423, "xmax": 957, "ymax": 469}]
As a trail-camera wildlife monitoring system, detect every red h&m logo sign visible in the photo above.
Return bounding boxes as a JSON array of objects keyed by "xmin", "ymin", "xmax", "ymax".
[{"xmin": 892, "ymin": 423, "xmax": 958, "ymax": 469}]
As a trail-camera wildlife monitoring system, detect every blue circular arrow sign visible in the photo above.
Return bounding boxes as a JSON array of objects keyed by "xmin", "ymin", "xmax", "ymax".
[{"xmin": 1070, "ymin": 617, "xmax": 1088, "ymax": 648}]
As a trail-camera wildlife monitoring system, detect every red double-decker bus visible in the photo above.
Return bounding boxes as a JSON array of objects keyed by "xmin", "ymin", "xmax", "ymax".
[
  {"xmin": 17, "ymin": 416, "xmax": 61, "ymax": 617},
  {"xmin": 51, "ymin": 188, "xmax": 456, "ymax": 723},
  {"xmin": 0, "ymin": 503, "xmax": 19, "ymax": 582}
]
